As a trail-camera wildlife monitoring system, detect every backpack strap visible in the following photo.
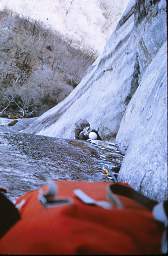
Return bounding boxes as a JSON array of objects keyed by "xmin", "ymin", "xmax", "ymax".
[
  {"xmin": 0, "ymin": 192, "xmax": 20, "ymax": 238},
  {"xmin": 109, "ymin": 183, "xmax": 157, "ymax": 210}
]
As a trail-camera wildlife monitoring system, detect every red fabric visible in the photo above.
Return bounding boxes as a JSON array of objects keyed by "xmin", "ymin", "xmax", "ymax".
[{"xmin": 0, "ymin": 181, "xmax": 163, "ymax": 254}]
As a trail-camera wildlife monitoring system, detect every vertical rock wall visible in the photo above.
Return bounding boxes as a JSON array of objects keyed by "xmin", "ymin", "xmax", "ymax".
[
  {"xmin": 116, "ymin": 0, "xmax": 167, "ymax": 201},
  {"xmin": 117, "ymin": 42, "xmax": 167, "ymax": 201}
]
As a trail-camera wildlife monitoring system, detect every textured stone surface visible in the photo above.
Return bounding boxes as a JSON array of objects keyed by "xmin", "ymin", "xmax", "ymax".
[
  {"xmin": 117, "ymin": 42, "xmax": 167, "ymax": 201},
  {"xmin": 0, "ymin": 132, "xmax": 123, "ymax": 201}
]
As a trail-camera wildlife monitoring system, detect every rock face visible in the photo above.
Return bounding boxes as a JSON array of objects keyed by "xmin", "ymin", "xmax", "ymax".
[
  {"xmin": 117, "ymin": 42, "xmax": 167, "ymax": 201},
  {"xmin": 24, "ymin": 0, "xmax": 167, "ymax": 200},
  {"xmin": 0, "ymin": 132, "xmax": 123, "ymax": 201}
]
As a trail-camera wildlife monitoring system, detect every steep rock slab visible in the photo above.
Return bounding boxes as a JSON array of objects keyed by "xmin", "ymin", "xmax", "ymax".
[
  {"xmin": 117, "ymin": 42, "xmax": 167, "ymax": 201},
  {"xmin": 24, "ymin": 0, "xmax": 166, "ymax": 140}
]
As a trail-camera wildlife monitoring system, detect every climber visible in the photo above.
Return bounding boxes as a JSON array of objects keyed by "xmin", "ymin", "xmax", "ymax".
[
  {"xmin": 74, "ymin": 119, "xmax": 102, "ymax": 140},
  {"xmin": 74, "ymin": 119, "xmax": 90, "ymax": 140}
]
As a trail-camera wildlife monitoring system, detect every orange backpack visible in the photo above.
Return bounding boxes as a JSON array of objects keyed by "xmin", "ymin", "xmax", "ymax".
[{"xmin": 0, "ymin": 181, "xmax": 165, "ymax": 254}]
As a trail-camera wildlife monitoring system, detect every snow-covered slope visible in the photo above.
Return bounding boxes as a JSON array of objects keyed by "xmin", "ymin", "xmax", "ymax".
[
  {"xmin": 24, "ymin": 0, "xmax": 167, "ymax": 200},
  {"xmin": 0, "ymin": 0, "xmax": 128, "ymax": 54}
]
